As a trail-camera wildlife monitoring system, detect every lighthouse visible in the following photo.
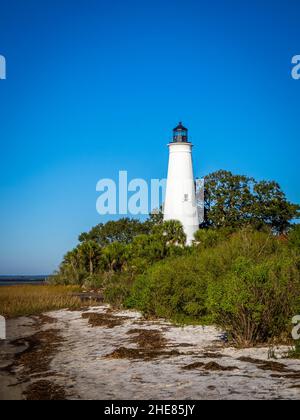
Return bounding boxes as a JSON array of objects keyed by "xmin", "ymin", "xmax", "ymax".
[{"xmin": 164, "ymin": 123, "xmax": 199, "ymax": 245}]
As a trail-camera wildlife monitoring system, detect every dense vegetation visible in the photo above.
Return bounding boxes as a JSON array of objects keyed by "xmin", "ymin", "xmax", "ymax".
[
  {"xmin": 49, "ymin": 171, "xmax": 300, "ymax": 346},
  {"xmin": 130, "ymin": 229, "xmax": 300, "ymax": 346}
]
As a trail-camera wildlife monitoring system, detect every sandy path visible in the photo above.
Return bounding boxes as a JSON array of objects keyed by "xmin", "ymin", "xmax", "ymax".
[{"xmin": 1, "ymin": 305, "xmax": 300, "ymax": 400}]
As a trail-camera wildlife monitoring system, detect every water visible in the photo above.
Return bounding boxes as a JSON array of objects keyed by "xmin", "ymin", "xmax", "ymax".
[{"xmin": 0, "ymin": 276, "xmax": 47, "ymax": 286}]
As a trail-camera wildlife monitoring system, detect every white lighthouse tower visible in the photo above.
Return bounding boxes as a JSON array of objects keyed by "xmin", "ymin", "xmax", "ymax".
[{"xmin": 164, "ymin": 123, "xmax": 199, "ymax": 245}]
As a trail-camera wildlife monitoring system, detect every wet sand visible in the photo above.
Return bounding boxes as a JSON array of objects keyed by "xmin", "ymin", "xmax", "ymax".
[{"xmin": 1, "ymin": 305, "xmax": 300, "ymax": 400}]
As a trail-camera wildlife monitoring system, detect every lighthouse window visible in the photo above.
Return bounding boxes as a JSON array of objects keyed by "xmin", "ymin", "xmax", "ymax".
[{"xmin": 184, "ymin": 194, "xmax": 189, "ymax": 202}]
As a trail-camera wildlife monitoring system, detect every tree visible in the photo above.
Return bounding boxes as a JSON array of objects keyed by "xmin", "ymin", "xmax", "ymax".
[
  {"xmin": 78, "ymin": 218, "xmax": 150, "ymax": 246},
  {"xmin": 78, "ymin": 241, "xmax": 102, "ymax": 275},
  {"xmin": 252, "ymin": 181, "xmax": 299, "ymax": 233},
  {"xmin": 203, "ymin": 170, "xmax": 299, "ymax": 234},
  {"xmin": 147, "ymin": 206, "xmax": 164, "ymax": 228},
  {"xmin": 125, "ymin": 222, "xmax": 187, "ymax": 274},
  {"xmin": 56, "ymin": 247, "xmax": 86, "ymax": 284},
  {"xmin": 154, "ymin": 220, "xmax": 187, "ymax": 246},
  {"xmin": 132, "ymin": 233, "xmax": 166, "ymax": 258},
  {"xmin": 102, "ymin": 242, "xmax": 128, "ymax": 272}
]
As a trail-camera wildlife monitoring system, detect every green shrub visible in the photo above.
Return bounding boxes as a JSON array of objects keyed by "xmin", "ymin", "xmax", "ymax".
[
  {"xmin": 103, "ymin": 272, "xmax": 135, "ymax": 307},
  {"xmin": 288, "ymin": 225, "xmax": 300, "ymax": 250},
  {"xmin": 207, "ymin": 254, "xmax": 300, "ymax": 346},
  {"xmin": 83, "ymin": 274, "xmax": 105, "ymax": 289},
  {"xmin": 193, "ymin": 228, "xmax": 233, "ymax": 248},
  {"xmin": 285, "ymin": 340, "xmax": 300, "ymax": 359},
  {"xmin": 130, "ymin": 229, "xmax": 300, "ymax": 345},
  {"xmin": 129, "ymin": 254, "xmax": 210, "ymax": 323}
]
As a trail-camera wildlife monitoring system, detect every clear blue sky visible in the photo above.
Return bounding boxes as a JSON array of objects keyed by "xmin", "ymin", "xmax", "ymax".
[{"xmin": 0, "ymin": 0, "xmax": 299, "ymax": 275}]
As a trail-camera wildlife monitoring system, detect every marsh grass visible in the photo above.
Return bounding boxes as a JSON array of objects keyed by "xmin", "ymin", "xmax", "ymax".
[{"xmin": 0, "ymin": 285, "xmax": 93, "ymax": 318}]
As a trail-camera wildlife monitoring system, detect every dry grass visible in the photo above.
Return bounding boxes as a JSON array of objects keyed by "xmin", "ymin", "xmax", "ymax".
[
  {"xmin": 81, "ymin": 312, "xmax": 129, "ymax": 328},
  {"xmin": 0, "ymin": 285, "xmax": 93, "ymax": 318}
]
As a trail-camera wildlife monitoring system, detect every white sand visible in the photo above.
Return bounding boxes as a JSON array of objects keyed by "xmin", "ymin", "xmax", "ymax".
[{"xmin": 1, "ymin": 305, "xmax": 300, "ymax": 400}]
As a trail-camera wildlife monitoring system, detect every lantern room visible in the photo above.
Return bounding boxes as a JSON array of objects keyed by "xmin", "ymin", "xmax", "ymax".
[{"xmin": 173, "ymin": 122, "xmax": 189, "ymax": 143}]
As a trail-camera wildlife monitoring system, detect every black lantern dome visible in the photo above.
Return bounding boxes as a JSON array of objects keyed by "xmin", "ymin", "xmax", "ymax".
[{"xmin": 173, "ymin": 122, "xmax": 188, "ymax": 143}]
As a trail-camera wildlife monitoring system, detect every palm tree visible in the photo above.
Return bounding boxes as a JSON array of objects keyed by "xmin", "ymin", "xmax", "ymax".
[
  {"xmin": 78, "ymin": 241, "xmax": 102, "ymax": 275},
  {"xmin": 156, "ymin": 220, "xmax": 187, "ymax": 246},
  {"xmin": 102, "ymin": 242, "xmax": 127, "ymax": 272}
]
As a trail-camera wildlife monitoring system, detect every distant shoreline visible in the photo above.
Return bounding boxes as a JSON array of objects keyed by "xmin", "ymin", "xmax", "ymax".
[{"xmin": 0, "ymin": 276, "xmax": 48, "ymax": 286}]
